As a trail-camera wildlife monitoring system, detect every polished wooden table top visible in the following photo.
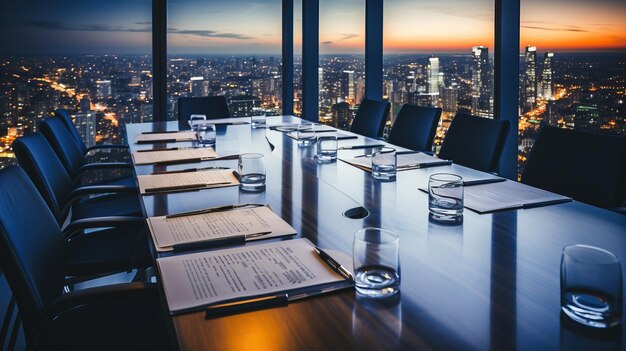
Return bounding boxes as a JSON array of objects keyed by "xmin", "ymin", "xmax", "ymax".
[{"xmin": 126, "ymin": 117, "xmax": 626, "ymax": 351}]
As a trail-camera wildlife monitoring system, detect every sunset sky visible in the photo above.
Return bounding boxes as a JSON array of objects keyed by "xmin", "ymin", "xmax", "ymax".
[{"xmin": 0, "ymin": 0, "xmax": 624, "ymax": 55}]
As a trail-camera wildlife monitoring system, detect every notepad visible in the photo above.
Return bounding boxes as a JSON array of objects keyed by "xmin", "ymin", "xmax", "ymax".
[
  {"xmin": 147, "ymin": 204, "xmax": 296, "ymax": 251},
  {"xmin": 132, "ymin": 147, "xmax": 218, "ymax": 165},
  {"xmin": 135, "ymin": 131, "xmax": 196, "ymax": 144},
  {"xmin": 137, "ymin": 169, "xmax": 239, "ymax": 195},
  {"xmin": 339, "ymin": 152, "xmax": 451, "ymax": 172},
  {"xmin": 156, "ymin": 238, "xmax": 352, "ymax": 314},
  {"xmin": 287, "ymin": 131, "xmax": 358, "ymax": 141},
  {"xmin": 462, "ymin": 180, "xmax": 572, "ymax": 213}
]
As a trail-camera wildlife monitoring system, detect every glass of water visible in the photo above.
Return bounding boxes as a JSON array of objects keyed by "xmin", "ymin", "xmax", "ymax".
[
  {"xmin": 316, "ymin": 135, "xmax": 338, "ymax": 163},
  {"xmin": 188, "ymin": 114, "xmax": 206, "ymax": 129},
  {"xmin": 251, "ymin": 108, "xmax": 266, "ymax": 128},
  {"xmin": 371, "ymin": 147, "xmax": 396, "ymax": 181},
  {"xmin": 296, "ymin": 123, "xmax": 316, "ymax": 146},
  {"xmin": 238, "ymin": 153, "xmax": 266, "ymax": 192},
  {"xmin": 428, "ymin": 173, "xmax": 463, "ymax": 222},
  {"xmin": 195, "ymin": 123, "xmax": 216, "ymax": 147},
  {"xmin": 353, "ymin": 227, "xmax": 400, "ymax": 299},
  {"xmin": 561, "ymin": 244, "xmax": 622, "ymax": 329}
]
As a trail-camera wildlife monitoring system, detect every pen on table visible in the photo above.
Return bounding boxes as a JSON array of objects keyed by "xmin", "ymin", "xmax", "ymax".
[
  {"xmin": 151, "ymin": 166, "xmax": 230, "ymax": 175},
  {"xmin": 166, "ymin": 203, "xmax": 266, "ymax": 219},
  {"xmin": 136, "ymin": 139, "xmax": 178, "ymax": 144},
  {"xmin": 137, "ymin": 147, "xmax": 195, "ymax": 153},
  {"xmin": 313, "ymin": 247, "xmax": 354, "ymax": 282},
  {"xmin": 144, "ymin": 182, "xmax": 230, "ymax": 193},
  {"xmin": 171, "ymin": 231, "xmax": 272, "ymax": 252},
  {"xmin": 338, "ymin": 144, "xmax": 386, "ymax": 150}
]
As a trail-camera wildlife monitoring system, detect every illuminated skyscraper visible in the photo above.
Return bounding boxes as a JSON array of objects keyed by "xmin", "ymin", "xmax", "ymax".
[
  {"xmin": 190, "ymin": 77, "xmax": 205, "ymax": 97},
  {"xmin": 71, "ymin": 111, "xmax": 96, "ymax": 148},
  {"xmin": 332, "ymin": 101, "xmax": 351, "ymax": 130},
  {"xmin": 341, "ymin": 70, "xmax": 356, "ymax": 104},
  {"xmin": 575, "ymin": 105, "xmax": 600, "ymax": 132},
  {"xmin": 471, "ymin": 46, "xmax": 491, "ymax": 117},
  {"xmin": 541, "ymin": 52, "xmax": 554, "ymax": 99},
  {"xmin": 95, "ymin": 80, "xmax": 112, "ymax": 100},
  {"xmin": 523, "ymin": 46, "xmax": 537, "ymax": 113},
  {"xmin": 428, "ymin": 58, "xmax": 440, "ymax": 96}
]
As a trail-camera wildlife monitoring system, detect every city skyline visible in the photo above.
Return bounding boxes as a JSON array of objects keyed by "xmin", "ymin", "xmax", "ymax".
[{"xmin": 0, "ymin": 0, "xmax": 624, "ymax": 55}]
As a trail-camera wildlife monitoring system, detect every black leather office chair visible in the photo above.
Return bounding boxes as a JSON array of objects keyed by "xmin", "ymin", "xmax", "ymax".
[
  {"xmin": 0, "ymin": 166, "xmax": 167, "ymax": 351},
  {"xmin": 350, "ymin": 99, "xmax": 391, "ymax": 139},
  {"xmin": 54, "ymin": 109, "xmax": 130, "ymax": 158},
  {"xmin": 178, "ymin": 96, "xmax": 232, "ymax": 129},
  {"xmin": 39, "ymin": 117, "xmax": 136, "ymax": 187},
  {"xmin": 522, "ymin": 126, "xmax": 626, "ymax": 211},
  {"xmin": 12, "ymin": 133, "xmax": 142, "ymax": 223},
  {"xmin": 438, "ymin": 113, "xmax": 510, "ymax": 173},
  {"xmin": 387, "ymin": 104, "xmax": 441, "ymax": 151}
]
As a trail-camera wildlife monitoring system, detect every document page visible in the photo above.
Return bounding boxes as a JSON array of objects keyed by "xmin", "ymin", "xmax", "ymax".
[
  {"xmin": 137, "ymin": 169, "xmax": 239, "ymax": 194},
  {"xmin": 287, "ymin": 131, "xmax": 356, "ymax": 140},
  {"xmin": 156, "ymin": 238, "xmax": 347, "ymax": 313},
  {"xmin": 135, "ymin": 131, "xmax": 196, "ymax": 143},
  {"xmin": 198, "ymin": 118, "xmax": 250, "ymax": 125},
  {"xmin": 132, "ymin": 147, "xmax": 218, "ymax": 165},
  {"xmin": 339, "ymin": 152, "xmax": 451, "ymax": 172},
  {"xmin": 464, "ymin": 180, "xmax": 571, "ymax": 213},
  {"xmin": 148, "ymin": 205, "xmax": 297, "ymax": 251}
]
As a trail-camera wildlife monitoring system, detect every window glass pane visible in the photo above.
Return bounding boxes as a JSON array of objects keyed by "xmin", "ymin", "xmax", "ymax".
[
  {"xmin": 0, "ymin": 0, "xmax": 152, "ymax": 169},
  {"xmin": 167, "ymin": 1, "xmax": 282, "ymax": 120},
  {"xmin": 383, "ymin": 0, "xmax": 494, "ymax": 150},
  {"xmin": 319, "ymin": 0, "xmax": 365, "ymax": 130},
  {"xmin": 518, "ymin": 0, "xmax": 626, "ymax": 176},
  {"xmin": 294, "ymin": 0, "xmax": 303, "ymax": 117}
]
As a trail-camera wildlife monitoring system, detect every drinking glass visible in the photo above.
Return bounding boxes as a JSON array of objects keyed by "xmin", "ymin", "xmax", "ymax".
[
  {"xmin": 561, "ymin": 244, "xmax": 622, "ymax": 329},
  {"xmin": 238, "ymin": 153, "xmax": 266, "ymax": 192},
  {"xmin": 428, "ymin": 173, "xmax": 463, "ymax": 222},
  {"xmin": 251, "ymin": 108, "xmax": 266, "ymax": 128},
  {"xmin": 188, "ymin": 114, "xmax": 206, "ymax": 129},
  {"xmin": 316, "ymin": 135, "xmax": 338, "ymax": 162},
  {"xmin": 353, "ymin": 228, "xmax": 400, "ymax": 299},
  {"xmin": 371, "ymin": 147, "xmax": 396, "ymax": 181},
  {"xmin": 195, "ymin": 123, "xmax": 216, "ymax": 147},
  {"xmin": 296, "ymin": 123, "xmax": 316, "ymax": 146}
]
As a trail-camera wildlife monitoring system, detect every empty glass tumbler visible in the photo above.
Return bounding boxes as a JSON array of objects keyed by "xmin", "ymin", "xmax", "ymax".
[
  {"xmin": 195, "ymin": 123, "xmax": 216, "ymax": 146},
  {"xmin": 251, "ymin": 108, "xmax": 266, "ymax": 128},
  {"xmin": 296, "ymin": 123, "xmax": 316, "ymax": 146},
  {"xmin": 316, "ymin": 135, "xmax": 338, "ymax": 162},
  {"xmin": 238, "ymin": 153, "xmax": 266, "ymax": 192},
  {"xmin": 561, "ymin": 244, "xmax": 622, "ymax": 329},
  {"xmin": 371, "ymin": 147, "xmax": 397, "ymax": 181}
]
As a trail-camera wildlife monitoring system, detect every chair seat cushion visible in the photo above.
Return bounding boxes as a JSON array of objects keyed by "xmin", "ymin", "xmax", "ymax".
[
  {"xmin": 72, "ymin": 192, "xmax": 142, "ymax": 221},
  {"xmin": 66, "ymin": 226, "xmax": 152, "ymax": 276}
]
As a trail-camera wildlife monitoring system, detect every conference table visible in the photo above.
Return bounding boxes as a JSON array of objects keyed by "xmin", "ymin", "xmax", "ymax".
[{"xmin": 126, "ymin": 116, "xmax": 626, "ymax": 351}]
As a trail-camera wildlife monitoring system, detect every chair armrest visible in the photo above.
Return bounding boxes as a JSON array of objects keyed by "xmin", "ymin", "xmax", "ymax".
[
  {"xmin": 86, "ymin": 144, "xmax": 130, "ymax": 152},
  {"xmin": 62, "ymin": 185, "xmax": 137, "ymax": 214},
  {"xmin": 78, "ymin": 162, "xmax": 132, "ymax": 173},
  {"xmin": 63, "ymin": 216, "xmax": 145, "ymax": 239}
]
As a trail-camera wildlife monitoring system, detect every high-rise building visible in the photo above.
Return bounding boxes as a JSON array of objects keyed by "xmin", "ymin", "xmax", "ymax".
[
  {"xmin": 341, "ymin": 70, "xmax": 356, "ymax": 104},
  {"xmin": 71, "ymin": 111, "xmax": 96, "ymax": 148},
  {"xmin": 574, "ymin": 105, "xmax": 600, "ymax": 132},
  {"xmin": 80, "ymin": 97, "xmax": 91, "ymax": 112},
  {"xmin": 428, "ymin": 58, "xmax": 440, "ymax": 96},
  {"xmin": 523, "ymin": 46, "xmax": 537, "ymax": 113},
  {"xmin": 229, "ymin": 95, "xmax": 260, "ymax": 117},
  {"xmin": 332, "ymin": 102, "xmax": 351, "ymax": 130},
  {"xmin": 318, "ymin": 67, "xmax": 327, "ymax": 108},
  {"xmin": 95, "ymin": 80, "xmax": 112, "ymax": 100},
  {"xmin": 442, "ymin": 86, "xmax": 458, "ymax": 113},
  {"xmin": 190, "ymin": 77, "xmax": 205, "ymax": 97},
  {"xmin": 541, "ymin": 52, "xmax": 554, "ymax": 99},
  {"xmin": 546, "ymin": 98, "xmax": 558, "ymax": 126},
  {"xmin": 471, "ymin": 46, "xmax": 491, "ymax": 117}
]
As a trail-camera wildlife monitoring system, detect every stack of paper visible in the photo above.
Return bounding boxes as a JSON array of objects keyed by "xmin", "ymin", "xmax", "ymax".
[
  {"xmin": 463, "ymin": 180, "xmax": 571, "ymax": 213},
  {"xmin": 156, "ymin": 238, "xmax": 351, "ymax": 314},
  {"xmin": 339, "ymin": 152, "xmax": 451, "ymax": 172},
  {"xmin": 132, "ymin": 147, "xmax": 218, "ymax": 165},
  {"xmin": 135, "ymin": 131, "xmax": 196, "ymax": 144},
  {"xmin": 137, "ymin": 169, "xmax": 239, "ymax": 194}
]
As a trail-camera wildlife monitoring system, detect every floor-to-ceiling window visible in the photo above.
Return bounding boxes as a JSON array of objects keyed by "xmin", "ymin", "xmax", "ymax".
[
  {"xmin": 318, "ymin": 0, "xmax": 365, "ymax": 130},
  {"xmin": 167, "ymin": 0, "xmax": 282, "ymax": 120},
  {"xmin": 0, "ymin": 0, "xmax": 153, "ymax": 169},
  {"xmin": 383, "ymin": 0, "xmax": 494, "ymax": 150},
  {"xmin": 518, "ymin": 0, "xmax": 626, "ymax": 176}
]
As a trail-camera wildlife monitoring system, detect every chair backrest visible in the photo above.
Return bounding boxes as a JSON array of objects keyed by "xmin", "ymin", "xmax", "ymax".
[
  {"xmin": 350, "ymin": 99, "xmax": 390, "ymax": 138},
  {"xmin": 522, "ymin": 126, "xmax": 626, "ymax": 208},
  {"xmin": 39, "ymin": 117, "xmax": 85, "ymax": 178},
  {"xmin": 12, "ymin": 133, "xmax": 74, "ymax": 225},
  {"xmin": 0, "ymin": 166, "xmax": 67, "ymax": 336},
  {"xmin": 54, "ymin": 109, "xmax": 87, "ymax": 155},
  {"xmin": 387, "ymin": 104, "xmax": 442, "ymax": 151},
  {"xmin": 177, "ymin": 96, "xmax": 232, "ymax": 129},
  {"xmin": 438, "ymin": 113, "xmax": 510, "ymax": 173}
]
